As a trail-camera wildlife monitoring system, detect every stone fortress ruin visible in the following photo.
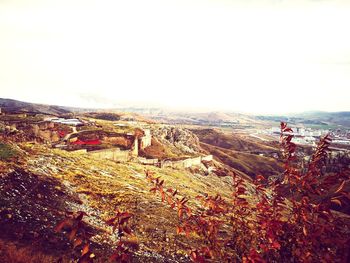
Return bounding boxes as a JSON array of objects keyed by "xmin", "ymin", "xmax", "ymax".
[{"xmin": 0, "ymin": 109, "xmax": 214, "ymax": 171}]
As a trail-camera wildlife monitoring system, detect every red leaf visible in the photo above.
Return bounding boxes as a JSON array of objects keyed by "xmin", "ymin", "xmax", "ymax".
[
  {"xmin": 334, "ymin": 181, "xmax": 346, "ymax": 194},
  {"xmin": 123, "ymin": 226, "xmax": 132, "ymax": 235},
  {"xmin": 119, "ymin": 213, "xmax": 133, "ymax": 225},
  {"xmin": 54, "ymin": 218, "xmax": 72, "ymax": 233},
  {"xmin": 190, "ymin": 250, "xmax": 206, "ymax": 263},
  {"xmin": 331, "ymin": 198, "xmax": 342, "ymax": 206},
  {"xmin": 106, "ymin": 216, "xmax": 117, "ymax": 226},
  {"xmin": 166, "ymin": 195, "xmax": 174, "ymax": 205},
  {"xmin": 303, "ymin": 226, "xmax": 308, "ymax": 236},
  {"xmin": 281, "ymin": 122, "xmax": 287, "ymax": 130},
  {"xmin": 81, "ymin": 244, "xmax": 90, "ymax": 256},
  {"xmin": 256, "ymin": 175, "xmax": 265, "ymax": 181},
  {"xmin": 68, "ymin": 227, "xmax": 78, "ymax": 241},
  {"xmin": 73, "ymin": 238, "xmax": 83, "ymax": 249},
  {"xmin": 176, "ymin": 226, "xmax": 182, "ymax": 234},
  {"xmin": 272, "ymin": 241, "xmax": 281, "ymax": 250}
]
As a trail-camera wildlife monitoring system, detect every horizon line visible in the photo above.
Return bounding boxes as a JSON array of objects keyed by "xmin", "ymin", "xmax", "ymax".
[{"xmin": 1, "ymin": 96, "xmax": 349, "ymax": 116}]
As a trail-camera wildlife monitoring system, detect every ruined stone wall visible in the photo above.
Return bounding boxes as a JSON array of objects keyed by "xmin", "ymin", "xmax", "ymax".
[
  {"xmin": 140, "ymin": 135, "xmax": 152, "ymax": 149},
  {"xmin": 36, "ymin": 122, "xmax": 55, "ymax": 130},
  {"xmin": 161, "ymin": 155, "xmax": 213, "ymax": 169},
  {"xmin": 131, "ymin": 138, "xmax": 138, "ymax": 157},
  {"xmin": 88, "ymin": 148, "xmax": 130, "ymax": 162},
  {"xmin": 137, "ymin": 157, "xmax": 158, "ymax": 165},
  {"xmin": 202, "ymin": 155, "xmax": 213, "ymax": 162},
  {"xmin": 102, "ymin": 135, "xmax": 133, "ymax": 149},
  {"xmin": 182, "ymin": 156, "xmax": 202, "ymax": 168},
  {"xmin": 39, "ymin": 130, "xmax": 60, "ymax": 142},
  {"xmin": 31, "ymin": 124, "xmax": 60, "ymax": 142},
  {"xmin": 171, "ymin": 160, "xmax": 185, "ymax": 169},
  {"xmin": 111, "ymin": 149, "xmax": 131, "ymax": 162},
  {"xmin": 161, "ymin": 160, "xmax": 173, "ymax": 168}
]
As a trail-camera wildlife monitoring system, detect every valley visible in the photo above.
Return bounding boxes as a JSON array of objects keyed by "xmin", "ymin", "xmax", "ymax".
[{"xmin": 0, "ymin": 98, "xmax": 349, "ymax": 262}]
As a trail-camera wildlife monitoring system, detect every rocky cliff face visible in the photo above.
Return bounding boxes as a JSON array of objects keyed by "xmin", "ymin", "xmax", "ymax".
[{"xmin": 151, "ymin": 126, "xmax": 202, "ymax": 155}]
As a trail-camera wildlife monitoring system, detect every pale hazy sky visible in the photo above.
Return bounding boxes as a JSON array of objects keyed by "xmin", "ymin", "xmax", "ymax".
[{"xmin": 1, "ymin": 0, "xmax": 350, "ymax": 114}]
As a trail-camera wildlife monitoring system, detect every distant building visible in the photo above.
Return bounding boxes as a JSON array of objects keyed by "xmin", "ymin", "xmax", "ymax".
[
  {"xmin": 49, "ymin": 118, "xmax": 83, "ymax": 126},
  {"xmin": 333, "ymin": 139, "xmax": 350, "ymax": 145}
]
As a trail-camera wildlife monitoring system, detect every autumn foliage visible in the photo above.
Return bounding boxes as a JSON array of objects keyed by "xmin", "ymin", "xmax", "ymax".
[
  {"xmin": 54, "ymin": 211, "xmax": 94, "ymax": 263},
  {"xmin": 106, "ymin": 208, "xmax": 138, "ymax": 262},
  {"xmin": 54, "ymin": 122, "xmax": 350, "ymax": 262},
  {"xmin": 55, "ymin": 208, "xmax": 137, "ymax": 262},
  {"xmin": 146, "ymin": 122, "xmax": 350, "ymax": 262}
]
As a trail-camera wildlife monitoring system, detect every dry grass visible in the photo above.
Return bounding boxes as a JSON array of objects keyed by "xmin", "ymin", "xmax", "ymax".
[
  {"xmin": 0, "ymin": 143, "xmax": 17, "ymax": 160},
  {"xmin": 200, "ymin": 142, "xmax": 283, "ymax": 178},
  {"xmin": 192, "ymin": 128, "xmax": 278, "ymax": 152},
  {"xmin": 1, "ymin": 143, "xmax": 236, "ymax": 262}
]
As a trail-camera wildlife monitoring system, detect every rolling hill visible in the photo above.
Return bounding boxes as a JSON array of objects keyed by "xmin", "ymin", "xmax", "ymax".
[
  {"xmin": 0, "ymin": 98, "xmax": 71, "ymax": 116},
  {"xmin": 192, "ymin": 128, "xmax": 284, "ymax": 178}
]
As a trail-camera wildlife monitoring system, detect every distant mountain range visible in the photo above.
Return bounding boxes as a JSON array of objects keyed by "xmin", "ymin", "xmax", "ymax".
[
  {"xmin": 1, "ymin": 98, "xmax": 349, "ymax": 127},
  {"xmin": 127, "ymin": 110, "xmax": 263, "ymax": 126},
  {"xmin": 112, "ymin": 108, "xmax": 350, "ymax": 128},
  {"xmin": 0, "ymin": 98, "xmax": 71, "ymax": 116}
]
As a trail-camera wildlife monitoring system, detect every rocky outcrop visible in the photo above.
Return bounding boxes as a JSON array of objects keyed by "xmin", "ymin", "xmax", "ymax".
[
  {"xmin": 32, "ymin": 124, "xmax": 60, "ymax": 143},
  {"xmin": 151, "ymin": 126, "xmax": 202, "ymax": 154}
]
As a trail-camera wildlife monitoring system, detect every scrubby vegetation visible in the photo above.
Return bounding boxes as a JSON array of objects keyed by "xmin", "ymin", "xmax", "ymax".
[
  {"xmin": 144, "ymin": 123, "xmax": 350, "ymax": 262},
  {"xmin": 1, "ymin": 122, "xmax": 349, "ymax": 262},
  {"xmin": 0, "ymin": 143, "xmax": 17, "ymax": 160},
  {"xmin": 84, "ymin": 112, "xmax": 122, "ymax": 121}
]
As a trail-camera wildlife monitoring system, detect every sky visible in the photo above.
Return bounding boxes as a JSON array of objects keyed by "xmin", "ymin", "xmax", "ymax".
[{"xmin": 0, "ymin": 0, "xmax": 350, "ymax": 114}]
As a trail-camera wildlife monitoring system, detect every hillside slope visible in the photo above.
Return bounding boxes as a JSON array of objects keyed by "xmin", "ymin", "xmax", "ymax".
[
  {"xmin": 191, "ymin": 128, "xmax": 278, "ymax": 153},
  {"xmin": 200, "ymin": 142, "xmax": 283, "ymax": 178},
  {"xmin": 0, "ymin": 143, "xmax": 234, "ymax": 262},
  {"xmin": 192, "ymin": 128, "xmax": 283, "ymax": 178}
]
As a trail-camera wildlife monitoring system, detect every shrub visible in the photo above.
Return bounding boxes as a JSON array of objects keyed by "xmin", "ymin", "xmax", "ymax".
[
  {"xmin": 53, "ymin": 122, "xmax": 349, "ymax": 262},
  {"xmin": 0, "ymin": 143, "xmax": 17, "ymax": 160},
  {"xmin": 146, "ymin": 122, "xmax": 350, "ymax": 262},
  {"xmin": 54, "ymin": 211, "xmax": 94, "ymax": 262},
  {"xmin": 55, "ymin": 208, "xmax": 137, "ymax": 263}
]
